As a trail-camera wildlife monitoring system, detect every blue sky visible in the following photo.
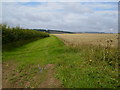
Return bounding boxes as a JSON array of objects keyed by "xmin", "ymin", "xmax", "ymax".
[
  {"xmin": 20, "ymin": 2, "xmax": 46, "ymax": 6},
  {"xmin": 2, "ymin": 2, "xmax": 118, "ymax": 33},
  {"xmin": 19, "ymin": 2, "xmax": 118, "ymax": 11}
]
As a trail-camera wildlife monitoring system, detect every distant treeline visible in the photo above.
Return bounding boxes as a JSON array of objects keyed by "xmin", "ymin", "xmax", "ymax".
[
  {"xmin": 33, "ymin": 29, "xmax": 75, "ymax": 34},
  {"xmin": 2, "ymin": 24, "xmax": 49, "ymax": 44},
  {"xmin": 33, "ymin": 29, "xmax": 109, "ymax": 34}
]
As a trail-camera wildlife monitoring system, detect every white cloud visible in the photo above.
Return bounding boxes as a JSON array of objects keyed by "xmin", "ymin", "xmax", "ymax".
[
  {"xmin": 2, "ymin": 2, "xmax": 118, "ymax": 33},
  {"xmin": 1, "ymin": 0, "xmax": 119, "ymax": 2}
]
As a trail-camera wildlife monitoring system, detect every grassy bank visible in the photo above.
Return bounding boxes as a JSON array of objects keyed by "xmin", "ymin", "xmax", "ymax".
[{"xmin": 3, "ymin": 35, "xmax": 119, "ymax": 88}]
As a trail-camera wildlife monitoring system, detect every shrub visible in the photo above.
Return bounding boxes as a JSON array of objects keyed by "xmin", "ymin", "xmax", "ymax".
[{"xmin": 2, "ymin": 24, "xmax": 49, "ymax": 44}]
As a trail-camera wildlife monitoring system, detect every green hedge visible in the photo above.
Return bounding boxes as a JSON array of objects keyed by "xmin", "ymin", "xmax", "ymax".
[{"xmin": 1, "ymin": 24, "xmax": 49, "ymax": 44}]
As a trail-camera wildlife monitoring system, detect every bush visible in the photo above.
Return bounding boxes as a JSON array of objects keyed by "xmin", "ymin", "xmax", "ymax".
[{"xmin": 2, "ymin": 24, "xmax": 49, "ymax": 44}]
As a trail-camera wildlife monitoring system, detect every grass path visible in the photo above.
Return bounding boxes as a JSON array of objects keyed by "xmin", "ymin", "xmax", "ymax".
[
  {"xmin": 3, "ymin": 35, "xmax": 65, "ymax": 88},
  {"xmin": 2, "ymin": 35, "xmax": 118, "ymax": 88}
]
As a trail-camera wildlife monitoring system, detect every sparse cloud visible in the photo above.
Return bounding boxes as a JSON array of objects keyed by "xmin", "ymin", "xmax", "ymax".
[{"xmin": 2, "ymin": 2, "xmax": 118, "ymax": 33}]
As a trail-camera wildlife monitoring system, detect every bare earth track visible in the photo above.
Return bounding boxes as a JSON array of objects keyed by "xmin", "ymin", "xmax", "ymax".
[{"xmin": 40, "ymin": 64, "xmax": 61, "ymax": 88}]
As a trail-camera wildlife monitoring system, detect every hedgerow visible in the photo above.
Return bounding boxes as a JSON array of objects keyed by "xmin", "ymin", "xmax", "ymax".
[{"xmin": 1, "ymin": 24, "xmax": 49, "ymax": 44}]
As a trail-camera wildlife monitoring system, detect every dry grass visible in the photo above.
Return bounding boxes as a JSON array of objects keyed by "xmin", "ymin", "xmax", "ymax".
[{"xmin": 54, "ymin": 34, "xmax": 118, "ymax": 48}]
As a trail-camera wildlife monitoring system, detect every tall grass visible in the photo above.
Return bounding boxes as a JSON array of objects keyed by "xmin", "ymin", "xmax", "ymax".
[
  {"xmin": 55, "ymin": 35, "xmax": 119, "ymax": 88},
  {"xmin": 63, "ymin": 38, "xmax": 119, "ymax": 69}
]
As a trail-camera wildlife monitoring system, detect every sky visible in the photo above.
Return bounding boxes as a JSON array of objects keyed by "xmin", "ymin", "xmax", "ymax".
[
  {"xmin": 1, "ymin": 0, "xmax": 119, "ymax": 2},
  {"xmin": 1, "ymin": 2, "xmax": 118, "ymax": 33}
]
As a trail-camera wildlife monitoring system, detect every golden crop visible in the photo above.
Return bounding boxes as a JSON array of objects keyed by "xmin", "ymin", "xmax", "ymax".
[{"xmin": 54, "ymin": 34, "xmax": 118, "ymax": 48}]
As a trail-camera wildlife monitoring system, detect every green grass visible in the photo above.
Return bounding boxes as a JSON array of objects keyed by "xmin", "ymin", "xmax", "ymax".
[{"xmin": 3, "ymin": 35, "xmax": 119, "ymax": 88}]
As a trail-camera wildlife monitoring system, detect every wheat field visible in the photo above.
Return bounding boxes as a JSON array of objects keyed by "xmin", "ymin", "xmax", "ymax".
[{"xmin": 54, "ymin": 34, "xmax": 118, "ymax": 48}]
